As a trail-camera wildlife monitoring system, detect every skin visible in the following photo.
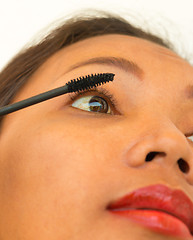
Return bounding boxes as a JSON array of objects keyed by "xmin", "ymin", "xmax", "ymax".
[{"xmin": 0, "ymin": 34, "xmax": 193, "ymax": 240}]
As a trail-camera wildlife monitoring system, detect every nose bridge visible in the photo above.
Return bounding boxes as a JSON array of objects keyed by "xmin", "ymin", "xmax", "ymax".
[
  {"xmin": 124, "ymin": 107, "xmax": 178, "ymax": 143},
  {"xmin": 136, "ymin": 93, "xmax": 180, "ymax": 127},
  {"xmin": 121, "ymin": 115, "xmax": 193, "ymax": 185}
]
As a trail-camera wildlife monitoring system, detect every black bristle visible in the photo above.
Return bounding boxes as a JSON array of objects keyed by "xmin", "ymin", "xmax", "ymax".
[{"xmin": 67, "ymin": 73, "xmax": 115, "ymax": 93}]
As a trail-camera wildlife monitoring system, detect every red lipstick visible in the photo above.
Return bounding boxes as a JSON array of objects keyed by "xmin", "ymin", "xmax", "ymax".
[{"xmin": 107, "ymin": 184, "xmax": 193, "ymax": 238}]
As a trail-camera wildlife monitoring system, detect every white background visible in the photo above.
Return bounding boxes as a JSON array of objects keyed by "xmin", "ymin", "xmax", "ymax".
[{"xmin": 0, "ymin": 0, "xmax": 193, "ymax": 70}]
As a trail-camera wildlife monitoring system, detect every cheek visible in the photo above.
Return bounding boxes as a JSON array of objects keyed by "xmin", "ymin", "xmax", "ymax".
[{"xmin": 0, "ymin": 123, "xmax": 110, "ymax": 238}]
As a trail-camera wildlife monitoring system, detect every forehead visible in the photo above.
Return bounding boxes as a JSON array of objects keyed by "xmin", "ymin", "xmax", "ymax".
[
  {"xmin": 46, "ymin": 34, "xmax": 193, "ymax": 82},
  {"xmin": 56, "ymin": 34, "xmax": 188, "ymax": 64},
  {"xmin": 31, "ymin": 34, "xmax": 191, "ymax": 96},
  {"xmin": 14, "ymin": 34, "xmax": 193, "ymax": 103}
]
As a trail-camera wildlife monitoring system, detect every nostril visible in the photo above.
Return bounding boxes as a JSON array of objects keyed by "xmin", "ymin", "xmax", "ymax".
[
  {"xmin": 145, "ymin": 153, "xmax": 190, "ymax": 173},
  {"xmin": 177, "ymin": 159, "xmax": 190, "ymax": 173},
  {"xmin": 145, "ymin": 151, "xmax": 166, "ymax": 162},
  {"xmin": 145, "ymin": 152, "xmax": 160, "ymax": 162}
]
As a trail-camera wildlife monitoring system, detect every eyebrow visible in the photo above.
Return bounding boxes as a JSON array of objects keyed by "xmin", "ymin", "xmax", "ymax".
[
  {"xmin": 59, "ymin": 56, "xmax": 193, "ymax": 101},
  {"xmin": 64, "ymin": 56, "xmax": 144, "ymax": 79}
]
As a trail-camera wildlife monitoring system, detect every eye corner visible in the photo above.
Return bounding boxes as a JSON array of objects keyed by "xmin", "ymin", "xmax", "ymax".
[{"xmin": 186, "ymin": 134, "xmax": 193, "ymax": 143}]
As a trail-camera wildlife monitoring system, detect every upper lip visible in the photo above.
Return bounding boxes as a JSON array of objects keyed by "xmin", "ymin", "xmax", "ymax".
[{"xmin": 107, "ymin": 184, "xmax": 193, "ymax": 234}]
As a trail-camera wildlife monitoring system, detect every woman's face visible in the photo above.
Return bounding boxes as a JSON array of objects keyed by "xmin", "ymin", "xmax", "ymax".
[{"xmin": 0, "ymin": 34, "xmax": 193, "ymax": 240}]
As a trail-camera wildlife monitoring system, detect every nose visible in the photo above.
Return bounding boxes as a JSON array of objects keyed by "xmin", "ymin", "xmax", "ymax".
[{"xmin": 122, "ymin": 129, "xmax": 193, "ymax": 185}]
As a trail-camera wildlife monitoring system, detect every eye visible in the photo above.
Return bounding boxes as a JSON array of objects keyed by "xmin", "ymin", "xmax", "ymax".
[
  {"xmin": 187, "ymin": 135, "xmax": 193, "ymax": 143},
  {"xmin": 72, "ymin": 95, "xmax": 110, "ymax": 114},
  {"xmin": 70, "ymin": 88, "xmax": 117, "ymax": 114}
]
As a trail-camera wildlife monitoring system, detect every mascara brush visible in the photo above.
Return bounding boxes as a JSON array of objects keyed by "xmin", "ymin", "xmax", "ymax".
[{"xmin": 0, "ymin": 73, "xmax": 115, "ymax": 116}]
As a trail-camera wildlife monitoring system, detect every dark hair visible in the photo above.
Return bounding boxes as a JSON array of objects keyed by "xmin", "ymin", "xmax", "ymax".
[{"xmin": 0, "ymin": 11, "xmax": 172, "ymax": 125}]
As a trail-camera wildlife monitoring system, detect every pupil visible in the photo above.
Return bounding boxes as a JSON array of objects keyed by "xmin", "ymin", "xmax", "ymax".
[{"xmin": 89, "ymin": 96, "xmax": 108, "ymax": 113}]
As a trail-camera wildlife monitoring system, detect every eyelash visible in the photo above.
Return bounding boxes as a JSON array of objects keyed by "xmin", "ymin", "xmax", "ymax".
[{"xmin": 69, "ymin": 87, "xmax": 118, "ymax": 112}]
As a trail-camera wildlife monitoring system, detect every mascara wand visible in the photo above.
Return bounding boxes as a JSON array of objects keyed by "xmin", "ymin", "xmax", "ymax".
[{"xmin": 0, "ymin": 73, "xmax": 115, "ymax": 116}]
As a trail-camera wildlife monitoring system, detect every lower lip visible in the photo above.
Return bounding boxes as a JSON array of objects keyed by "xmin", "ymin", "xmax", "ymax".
[{"xmin": 109, "ymin": 209, "xmax": 192, "ymax": 238}]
